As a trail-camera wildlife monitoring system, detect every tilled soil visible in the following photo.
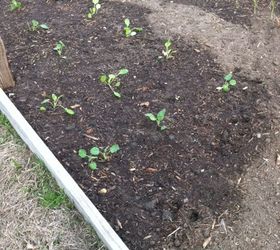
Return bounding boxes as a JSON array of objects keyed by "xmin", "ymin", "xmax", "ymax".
[{"xmin": 0, "ymin": 0, "xmax": 277, "ymax": 249}]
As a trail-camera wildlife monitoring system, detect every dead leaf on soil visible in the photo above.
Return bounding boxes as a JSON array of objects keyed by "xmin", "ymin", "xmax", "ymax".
[
  {"xmin": 70, "ymin": 104, "xmax": 81, "ymax": 109},
  {"xmin": 276, "ymin": 154, "xmax": 280, "ymax": 166},
  {"xmin": 145, "ymin": 167, "xmax": 159, "ymax": 173},
  {"xmin": 136, "ymin": 86, "xmax": 149, "ymax": 92},
  {"xmin": 203, "ymin": 236, "xmax": 212, "ymax": 248},
  {"xmin": 139, "ymin": 101, "xmax": 150, "ymax": 107}
]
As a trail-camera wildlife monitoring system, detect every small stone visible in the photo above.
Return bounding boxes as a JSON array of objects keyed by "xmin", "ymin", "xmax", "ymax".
[
  {"xmin": 256, "ymin": 133, "xmax": 262, "ymax": 138},
  {"xmin": 169, "ymin": 134, "xmax": 175, "ymax": 141},
  {"xmin": 143, "ymin": 199, "xmax": 158, "ymax": 210}
]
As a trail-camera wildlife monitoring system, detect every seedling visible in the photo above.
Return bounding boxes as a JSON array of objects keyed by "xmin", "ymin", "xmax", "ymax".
[
  {"xmin": 252, "ymin": 0, "xmax": 259, "ymax": 14},
  {"xmin": 216, "ymin": 73, "xmax": 237, "ymax": 93},
  {"xmin": 145, "ymin": 109, "xmax": 167, "ymax": 131},
  {"xmin": 87, "ymin": 0, "xmax": 101, "ymax": 19},
  {"xmin": 78, "ymin": 144, "xmax": 120, "ymax": 170},
  {"xmin": 39, "ymin": 94, "xmax": 75, "ymax": 116},
  {"xmin": 10, "ymin": 0, "xmax": 23, "ymax": 11},
  {"xmin": 270, "ymin": 0, "xmax": 276, "ymax": 19},
  {"xmin": 28, "ymin": 20, "xmax": 49, "ymax": 32},
  {"xmin": 99, "ymin": 68, "xmax": 129, "ymax": 98},
  {"xmin": 161, "ymin": 39, "xmax": 176, "ymax": 59},
  {"xmin": 123, "ymin": 18, "xmax": 143, "ymax": 37},
  {"xmin": 53, "ymin": 41, "xmax": 65, "ymax": 56}
]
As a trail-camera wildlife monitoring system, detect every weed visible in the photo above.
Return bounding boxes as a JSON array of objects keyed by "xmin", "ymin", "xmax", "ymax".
[
  {"xmin": 28, "ymin": 19, "xmax": 49, "ymax": 32},
  {"xmin": 123, "ymin": 18, "xmax": 143, "ymax": 37},
  {"xmin": 99, "ymin": 68, "xmax": 129, "ymax": 98},
  {"xmin": 161, "ymin": 39, "xmax": 175, "ymax": 60},
  {"xmin": 216, "ymin": 73, "xmax": 237, "ymax": 93},
  {"xmin": 39, "ymin": 93, "xmax": 75, "ymax": 116},
  {"xmin": 10, "ymin": 0, "xmax": 23, "ymax": 11},
  {"xmin": 145, "ymin": 109, "xmax": 167, "ymax": 131},
  {"xmin": 53, "ymin": 41, "xmax": 65, "ymax": 56},
  {"xmin": 78, "ymin": 144, "xmax": 120, "ymax": 170},
  {"xmin": 87, "ymin": 0, "xmax": 101, "ymax": 19}
]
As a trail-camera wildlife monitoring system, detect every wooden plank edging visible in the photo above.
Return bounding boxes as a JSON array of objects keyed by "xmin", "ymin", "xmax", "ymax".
[{"xmin": 0, "ymin": 88, "xmax": 129, "ymax": 250}]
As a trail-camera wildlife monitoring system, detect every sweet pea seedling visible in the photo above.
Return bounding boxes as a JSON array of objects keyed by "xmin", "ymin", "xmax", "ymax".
[
  {"xmin": 123, "ymin": 18, "xmax": 143, "ymax": 37},
  {"xmin": 39, "ymin": 94, "xmax": 75, "ymax": 116},
  {"xmin": 145, "ymin": 109, "xmax": 167, "ymax": 131},
  {"xmin": 216, "ymin": 73, "xmax": 237, "ymax": 93},
  {"xmin": 10, "ymin": 0, "xmax": 23, "ymax": 11},
  {"xmin": 78, "ymin": 144, "xmax": 120, "ymax": 170},
  {"xmin": 53, "ymin": 41, "xmax": 65, "ymax": 56},
  {"xmin": 99, "ymin": 68, "xmax": 129, "ymax": 98},
  {"xmin": 28, "ymin": 19, "xmax": 49, "ymax": 32},
  {"xmin": 87, "ymin": 0, "xmax": 101, "ymax": 19}
]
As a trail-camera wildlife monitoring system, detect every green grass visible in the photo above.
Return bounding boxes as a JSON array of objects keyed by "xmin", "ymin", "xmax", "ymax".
[{"xmin": 30, "ymin": 156, "xmax": 73, "ymax": 209}]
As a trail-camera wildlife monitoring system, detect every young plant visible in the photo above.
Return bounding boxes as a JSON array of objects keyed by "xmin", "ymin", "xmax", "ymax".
[
  {"xmin": 10, "ymin": 0, "xmax": 23, "ymax": 11},
  {"xmin": 123, "ymin": 18, "xmax": 143, "ymax": 37},
  {"xmin": 28, "ymin": 20, "xmax": 49, "ymax": 32},
  {"xmin": 78, "ymin": 144, "xmax": 120, "ymax": 170},
  {"xmin": 39, "ymin": 94, "xmax": 75, "ymax": 116},
  {"xmin": 87, "ymin": 0, "xmax": 101, "ymax": 19},
  {"xmin": 252, "ymin": 0, "xmax": 259, "ymax": 14},
  {"xmin": 270, "ymin": 0, "xmax": 276, "ymax": 19},
  {"xmin": 161, "ymin": 39, "xmax": 176, "ymax": 59},
  {"xmin": 99, "ymin": 68, "xmax": 129, "ymax": 98},
  {"xmin": 53, "ymin": 41, "xmax": 65, "ymax": 56},
  {"xmin": 216, "ymin": 73, "xmax": 237, "ymax": 93},
  {"xmin": 145, "ymin": 109, "xmax": 167, "ymax": 131}
]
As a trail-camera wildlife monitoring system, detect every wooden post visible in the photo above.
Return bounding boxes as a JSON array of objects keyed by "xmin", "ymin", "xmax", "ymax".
[{"xmin": 0, "ymin": 37, "xmax": 15, "ymax": 89}]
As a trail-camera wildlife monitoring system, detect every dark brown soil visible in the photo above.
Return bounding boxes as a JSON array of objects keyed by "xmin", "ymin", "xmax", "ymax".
[
  {"xmin": 163, "ymin": 0, "xmax": 280, "ymax": 26},
  {"xmin": 0, "ymin": 0, "xmax": 273, "ymax": 249}
]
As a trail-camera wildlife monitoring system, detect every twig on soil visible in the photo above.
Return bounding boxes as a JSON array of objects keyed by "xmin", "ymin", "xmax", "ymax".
[{"xmin": 167, "ymin": 226, "xmax": 181, "ymax": 238}]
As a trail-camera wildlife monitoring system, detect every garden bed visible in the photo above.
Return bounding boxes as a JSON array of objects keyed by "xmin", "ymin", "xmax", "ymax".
[{"xmin": 1, "ymin": 0, "xmax": 278, "ymax": 249}]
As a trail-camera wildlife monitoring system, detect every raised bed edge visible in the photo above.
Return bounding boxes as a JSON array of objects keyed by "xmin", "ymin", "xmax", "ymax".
[{"xmin": 0, "ymin": 88, "xmax": 129, "ymax": 250}]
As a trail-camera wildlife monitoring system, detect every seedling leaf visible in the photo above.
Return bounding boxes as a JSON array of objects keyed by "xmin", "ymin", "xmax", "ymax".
[
  {"xmin": 124, "ymin": 18, "xmax": 130, "ymax": 27},
  {"xmin": 40, "ymin": 24, "xmax": 49, "ymax": 30},
  {"xmin": 222, "ymin": 83, "xmax": 230, "ymax": 93},
  {"xmin": 89, "ymin": 162, "xmax": 97, "ymax": 170},
  {"xmin": 100, "ymin": 75, "xmax": 107, "ymax": 83},
  {"xmin": 224, "ymin": 73, "xmax": 232, "ymax": 81},
  {"xmin": 110, "ymin": 144, "xmax": 120, "ymax": 154},
  {"xmin": 64, "ymin": 108, "xmax": 75, "ymax": 116},
  {"xmin": 118, "ymin": 69, "xmax": 129, "ymax": 75},
  {"xmin": 113, "ymin": 91, "xmax": 121, "ymax": 98},
  {"xmin": 90, "ymin": 147, "xmax": 100, "ymax": 156},
  {"xmin": 157, "ymin": 109, "xmax": 166, "ymax": 122},
  {"xmin": 78, "ymin": 149, "xmax": 87, "ymax": 158},
  {"xmin": 229, "ymin": 79, "xmax": 237, "ymax": 86},
  {"xmin": 145, "ymin": 113, "xmax": 157, "ymax": 121}
]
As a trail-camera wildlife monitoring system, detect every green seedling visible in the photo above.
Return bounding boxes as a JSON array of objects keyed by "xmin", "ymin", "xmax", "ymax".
[
  {"xmin": 145, "ymin": 109, "xmax": 167, "ymax": 131},
  {"xmin": 78, "ymin": 144, "xmax": 120, "ymax": 170},
  {"xmin": 270, "ymin": 0, "xmax": 276, "ymax": 19},
  {"xmin": 10, "ymin": 0, "xmax": 23, "ymax": 11},
  {"xmin": 39, "ymin": 94, "xmax": 75, "ymax": 116},
  {"xmin": 216, "ymin": 73, "xmax": 237, "ymax": 93},
  {"xmin": 123, "ymin": 18, "xmax": 143, "ymax": 37},
  {"xmin": 99, "ymin": 68, "xmax": 129, "ymax": 98},
  {"xmin": 252, "ymin": 0, "xmax": 259, "ymax": 14},
  {"xmin": 87, "ymin": 0, "xmax": 101, "ymax": 19},
  {"xmin": 161, "ymin": 39, "xmax": 176, "ymax": 59},
  {"xmin": 53, "ymin": 41, "xmax": 65, "ymax": 56},
  {"xmin": 28, "ymin": 19, "xmax": 49, "ymax": 32}
]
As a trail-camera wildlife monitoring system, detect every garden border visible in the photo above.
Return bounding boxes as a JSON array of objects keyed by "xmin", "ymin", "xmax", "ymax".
[{"xmin": 0, "ymin": 88, "xmax": 129, "ymax": 250}]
